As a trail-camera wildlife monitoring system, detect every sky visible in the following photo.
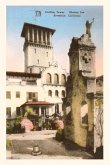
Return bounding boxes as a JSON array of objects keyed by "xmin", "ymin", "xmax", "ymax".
[{"xmin": 6, "ymin": 6, "xmax": 103, "ymax": 76}]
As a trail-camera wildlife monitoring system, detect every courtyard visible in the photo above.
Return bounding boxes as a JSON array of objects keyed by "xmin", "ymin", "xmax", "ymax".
[{"xmin": 6, "ymin": 130, "xmax": 93, "ymax": 159}]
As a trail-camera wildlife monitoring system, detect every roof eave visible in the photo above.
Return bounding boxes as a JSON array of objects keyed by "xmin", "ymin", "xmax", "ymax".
[{"xmin": 21, "ymin": 22, "xmax": 56, "ymax": 37}]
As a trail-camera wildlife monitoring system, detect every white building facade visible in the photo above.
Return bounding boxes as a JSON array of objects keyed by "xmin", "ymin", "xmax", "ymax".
[{"xmin": 6, "ymin": 23, "xmax": 67, "ymax": 119}]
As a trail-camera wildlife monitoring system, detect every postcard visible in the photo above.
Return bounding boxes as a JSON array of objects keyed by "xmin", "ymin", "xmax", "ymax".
[{"xmin": 6, "ymin": 5, "xmax": 103, "ymax": 160}]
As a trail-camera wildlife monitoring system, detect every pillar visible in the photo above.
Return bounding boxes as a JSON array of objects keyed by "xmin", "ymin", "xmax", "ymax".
[
  {"xmin": 39, "ymin": 107, "xmax": 41, "ymax": 116},
  {"xmin": 64, "ymin": 34, "xmax": 96, "ymax": 150},
  {"xmin": 27, "ymin": 27, "xmax": 30, "ymax": 42},
  {"xmin": 32, "ymin": 28, "xmax": 34, "ymax": 42},
  {"xmin": 45, "ymin": 31, "xmax": 47, "ymax": 45},
  {"xmin": 49, "ymin": 32, "xmax": 52, "ymax": 46},
  {"xmin": 41, "ymin": 30, "xmax": 43, "ymax": 44},
  {"xmin": 37, "ymin": 29, "xmax": 39, "ymax": 43}
]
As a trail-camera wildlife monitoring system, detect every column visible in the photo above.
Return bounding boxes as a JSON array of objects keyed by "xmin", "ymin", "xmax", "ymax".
[
  {"xmin": 49, "ymin": 32, "xmax": 52, "ymax": 46},
  {"xmin": 34, "ymin": 29, "xmax": 37, "ymax": 43},
  {"xmin": 39, "ymin": 107, "xmax": 41, "ymax": 116},
  {"xmin": 32, "ymin": 28, "xmax": 34, "ymax": 43},
  {"xmin": 41, "ymin": 30, "xmax": 43, "ymax": 44},
  {"xmin": 45, "ymin": 31, "xmax": 47, "ymax": 45},
  {"xmin": 37, "ymin": 29, "xmax": 39, "ymax": 43},
  {"xmin": 27, "ymin": 27, "xmax": 30, "ymax": 42},
  {"xmin": 30, "ymin": 29, "xmax": 32, "ymax": 42}
]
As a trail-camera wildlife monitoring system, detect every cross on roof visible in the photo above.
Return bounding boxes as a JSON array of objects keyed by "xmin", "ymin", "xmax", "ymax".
[{"xmin": 82, "ymin": 53, "xmax": 91, "ymax": 63}]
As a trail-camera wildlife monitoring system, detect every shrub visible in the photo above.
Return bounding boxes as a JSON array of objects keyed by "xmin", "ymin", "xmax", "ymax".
[
  {"xmin": 6, "ymin": 139, "xmax": 11, "ymax": 150},
  {"xmin": 24, "ymin": 106, "xmax": 34, "ymax": 118},
  {"xmin": 6, "ymin": 120, "xmax": 12, "ymax": 134},
  {"xmin": 43, "ymin": 119, "xmax": 52, "ymax": 130},
  {"xmin": 94, "ymin": 146, "xmax": 103, "ymax": 159},
  {"xmin": 55, "ymin": 129, "xmax": 64, "ymax": 141},
  {"xmin": 54, "ymin": 118, "xmax": 64, "ymax": 129},
  {"xmin": 13, "ymin": 117, "xmax": 25, "ymax": 133}
]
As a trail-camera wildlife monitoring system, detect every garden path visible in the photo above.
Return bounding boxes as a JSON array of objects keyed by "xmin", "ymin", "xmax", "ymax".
[{"xmin": 7, "ymin": 130, "xmax": 93, "ymax": 159}]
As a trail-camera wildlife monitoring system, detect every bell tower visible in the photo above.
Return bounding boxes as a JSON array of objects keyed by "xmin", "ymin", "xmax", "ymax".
[{"xmin": 21, "ymin": 23, "xmax": 55, "ymax": 73}]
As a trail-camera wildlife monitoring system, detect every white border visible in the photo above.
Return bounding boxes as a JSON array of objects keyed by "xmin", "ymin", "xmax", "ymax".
[
  {"xmin": 0, "ymin": 0, "xmax": 110, "ymax": 164},
  {"xmin": 3, "ymin": 0, "xmax": 105, "ymax": 6}
]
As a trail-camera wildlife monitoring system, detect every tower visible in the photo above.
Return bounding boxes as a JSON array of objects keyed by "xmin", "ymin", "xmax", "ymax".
[
  {"xmin": 21, "ymin": 23, "xmax": 55, "ymax": 73},
  {"xmin": 64, "ymin": 33, "xmax": 96, "ymax": 151}
]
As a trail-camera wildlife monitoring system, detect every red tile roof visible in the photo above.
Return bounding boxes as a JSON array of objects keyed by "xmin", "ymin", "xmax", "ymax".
[
  {"xmin": 6, "ymin": 71, "xmax": 41, "ymax": 78},
  {"xmin": 21, "ymin": 101, "xmax": 54, "ymax": 106}
]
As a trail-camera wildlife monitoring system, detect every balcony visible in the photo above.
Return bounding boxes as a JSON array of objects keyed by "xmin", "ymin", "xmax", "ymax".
[{"xmin": 26, "ymin": 80, "xmax": 37, "ymax": 85}]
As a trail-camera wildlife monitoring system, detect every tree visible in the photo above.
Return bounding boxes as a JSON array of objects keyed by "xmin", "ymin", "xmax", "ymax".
[
  {"xmin": 94, "ymin": 98, "xmax": 103, "ymax": 146},
  {"xmin": 94, "ymin": 98, "xmax": 103, "ymax": 159},
  {"xmin": 24, "ymin": 106, "xmax": 34, "ymax": 118}
]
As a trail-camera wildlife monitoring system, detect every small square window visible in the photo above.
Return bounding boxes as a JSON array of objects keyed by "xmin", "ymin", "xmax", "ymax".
[
  {"xmin": 6, "ymin": 91, "xmax": 11, "ymax": 99},
  {"xmin": 48, "ymin": 90, "xmax": 52, "ymax": 96},
  {"xmin": 55, "ymin": 90, "xmax": 59, "ymax": 97},
  {"xmin": 30, "ymin": 68, "xmax": 32, "ymax": 73},
  {"xmin": 16, "ymin": 91, "xmax": 20, "ymax": 98}
]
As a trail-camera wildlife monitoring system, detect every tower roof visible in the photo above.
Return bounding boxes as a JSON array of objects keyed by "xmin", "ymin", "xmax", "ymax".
[{"xmin": 21, "ymin": 22, "xmax": 55, "ymax": 37}]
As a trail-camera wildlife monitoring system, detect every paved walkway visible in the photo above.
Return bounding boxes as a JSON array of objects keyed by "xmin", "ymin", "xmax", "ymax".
[{"xmin": 7, "ymin": 130, "xmax": 93, "ymax": 159}]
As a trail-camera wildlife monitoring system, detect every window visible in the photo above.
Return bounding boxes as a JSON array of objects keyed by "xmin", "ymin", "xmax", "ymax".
[
  {"xmin": 46, "ymin": 73, "xmax": 52, "ymax": 84},
  {"xmin": 55, "ymin": 104, "xmax": 59, "ymax": 114},
  {"xmin": 16, "ymin": 91, "xmax": 20, "ymax": 98},
  {"xmin": 33, "ymin": 93, "xmax": 38, "ymax": 101},
  {"xmin": 26, "ymin": 92, "xmax": 38, "ymax": 101},
  {"xmin": 6, "ymin": 107, "xmax": 11, "ymax": 118},
  {"xmin": 37, "ymin": 59, "xmax": 39, "ymax": 64},
  {"xmin": 41, "ymin": 107, "xmax": 46, "ymax": 116},
  {"xmin": 16, "ymin": 107, "xmax": 21, "ymax": 116},
  {"xmin": 43, "ymin": 31, "xmax": 45, "ymax": 43},
  {"xmin": 62, "ymin": 90, "xmax": 65, "ymax": 98},
  {"xmin": 33, "ymin": 93, "xmax": 36, "ymax": 98},
  {"xmin": 48, "ymin": 90, "xmax": 52, "ymax": 96},
  {"xmin": 27, "ymin": 80, "xmax": 36, "ymax": 85},
  {"xmin": 81, "ymin": 101, "xmax": 88, "ymax": 125},
  {"xmin": 55, "ymin": 90, "xmax": 59, "ymax": 97},
  {"xmin": 33, "ymin": 107, "xmax": 39, "ymax": 115},
  {"xmin": 28, "ymin": 92, "xmax": 32, "ymax": 100},
  {"xmin": 32, "ymin": 93, "xmax": 38, "ymax": 101},
  {"xmin": 46, "ymin": 108, "xmax": 49, "ymax": 115},
  {"xmin": 46, "ymin": 52, "xmax": 48, "ymax": 57},
  {"xmin": 61, "ymin": 74, "xmax": 66, "ymax": 85},
  {"xmin": 6, "ymin": 91, "xmax": 11, "ymax": 99},
  {"xmin": 30, "ymin": 68, "xmax": 32, "ymax": 73},
  {"xmin": 54, "ymin": 74, "xmax": 59, "ymax": 84}
]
